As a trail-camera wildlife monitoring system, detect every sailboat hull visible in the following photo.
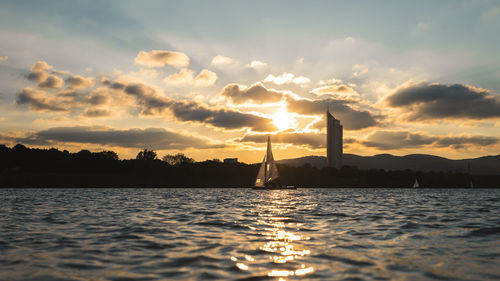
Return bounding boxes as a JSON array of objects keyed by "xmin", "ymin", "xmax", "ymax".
[{"xmin": 251, "ymin": 186, "xmax": 297, "ymax": 190}]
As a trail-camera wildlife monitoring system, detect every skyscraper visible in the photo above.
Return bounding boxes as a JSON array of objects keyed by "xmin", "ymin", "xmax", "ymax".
[{"xmin": 326, "ymin": 105, "xmax": 343, "ymax": 169}]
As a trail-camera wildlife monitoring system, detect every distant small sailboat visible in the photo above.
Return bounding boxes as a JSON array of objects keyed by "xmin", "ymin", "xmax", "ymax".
[
  {"xmin": 468, "ymin": 162, "xmax": 474, "ymax": 188},
  {"xmin": 252, "ymin": 136, "xmax": 296, "ymax": 190},
  {"xmin": 413, "ymin": 179, "xmax": 419, "ymax": 188}
]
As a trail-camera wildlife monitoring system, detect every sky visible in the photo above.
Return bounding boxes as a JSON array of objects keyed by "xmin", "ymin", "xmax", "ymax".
[{"xmin": 0, "ymin": 0, "xmax": 499, "ymax": 163}]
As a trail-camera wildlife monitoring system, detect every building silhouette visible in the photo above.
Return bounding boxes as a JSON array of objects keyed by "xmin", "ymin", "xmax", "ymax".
[
  {"xmin": 223, "ymin": 158, "xmax": 238, "ymax": 164},
  {"xmin": 326, "ymin": 105, "xmax": 343, "ymax": 169}
]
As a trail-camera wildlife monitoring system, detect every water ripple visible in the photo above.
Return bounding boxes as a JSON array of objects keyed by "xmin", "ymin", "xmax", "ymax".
[{"xmin": 1, "ymin": 188, "xmax": 499, "ymax": 280}]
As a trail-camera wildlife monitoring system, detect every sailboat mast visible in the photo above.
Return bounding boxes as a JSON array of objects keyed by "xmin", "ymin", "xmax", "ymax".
[{"xmin": 264, "ymin": 136, "xmax": 270, "ymax": 185}]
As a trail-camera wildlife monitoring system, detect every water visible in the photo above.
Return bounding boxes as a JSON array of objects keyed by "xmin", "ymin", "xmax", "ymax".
[{"xmin": 1, "ymin": 188, "xmax": 499, "ymax": 281}]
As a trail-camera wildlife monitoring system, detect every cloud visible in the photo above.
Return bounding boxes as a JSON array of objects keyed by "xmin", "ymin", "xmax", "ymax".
[
  {"xmin": 88, "ymin": 94, "xmax": 110, "ymax": 106},
  {"xmin": 169, "ymin": 101, "xmax": 277, "ymax": 131},
  {"xmin": 0, "ymin": 56, "xmax": 8, "ymax": 62},
  {"xmin": 164, "ymin": 68, "xmax": 218, "ymax": 86},
  {"xmin": 238, "ymin": 130, "xmax": 325, "ymax": 149},
  {"xmin": 38, "ymin": 75, "xmax": 64, "ymax": 89},
  {"xmin": 359, "ymin": 130, "xmax": 499, "ymax": 150},
  {"xmin": 312, "ymin": 84, "xmax": 360, "ymax": 101},
  {"xmin": 25, "ymin": 61, "xmax": 64, "ymax": 89},
  {"xmin": 16, "ymin": 80, "xmax": 117, "ymax": 114},
  {"xmin": 352, "ymin": 64, "xmax": 368, "ymax": 77},
  {"xmin": 220, "ymin": 83, "xmax": 283, "ymax": 105},
  {"xmin": 13, "ymin": 126, "xmax": 224, "ymax": 150},
  {"xmin": 194, "ymin": 69, "xmax": 218, "ymax": 86},
  {"xmin": 26, "ymin": 61, "xmax": 51, "ymax": 82},
  {"xmin": 134, "ymin": 50, "xmax": 189, "ymax": 68},
  {"xmin": 163, "ymin": 69, "xmax": 194, "ymax": 85},
  {"xmin": 82, "ymin": 108, "xmax": 113, "ymax": 117},
  {"xmin": 286, "ymin": 97, "xmax": 379, "ymax": 130},
  {"xmin": 31, "ymin": 61, "xmax": 52, "ymax": 73},
  {"xmin": 66, "ymin": 75, "xmax": 95, "ymax": 89},
  {"xmin": 219, "ymin": 82, "xmax": 378, "ymax": 130},
  {"xmin": 263, "ymin": 72, "xmax": 310, "ymax": 85},
  {"xmin": 386, "ymin": 83, "xmax": 500, "ymax": 120},
  {"xmin": 16, "ymin": 87, "xmax": 68, "ymax": 112},
  {"xmin": 318, "ymin": 78, "xmax": 343, "ymax": 86},
  {"xmin": 247, "ymin": 60, "xmax": 267, "ymax": 68},
  {"xmin": 211, "ymin": 55, "xmax": 232, "ymax": 65},
  {"xmin": 110, "ymin": 82, "xmax": 276, "ymax": 131}
]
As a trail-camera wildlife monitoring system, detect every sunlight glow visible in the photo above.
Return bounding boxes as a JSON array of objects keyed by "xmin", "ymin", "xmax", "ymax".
[{"xmin": 272, "ymin": 106, "xmax": 296, "ymax": 131}]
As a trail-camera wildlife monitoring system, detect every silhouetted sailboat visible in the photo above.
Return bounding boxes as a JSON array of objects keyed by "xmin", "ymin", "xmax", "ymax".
[
  {"xmin": 413, "ymin": 179, "xmax": 419, "ymax": 188},
  {"xmin": 252, "ymin": 136, "xmax": 295, "ymax": 190},
  {"xmin": 468, "ymin": 162, "xmax": 474, "ymax": 188}
]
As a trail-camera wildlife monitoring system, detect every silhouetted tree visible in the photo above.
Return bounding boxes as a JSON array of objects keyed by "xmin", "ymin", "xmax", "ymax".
[
  {"xmin": 13, "ymin": 144, "xmax": 28, "ymax": 151},
  {"xmin": 162, "ymin": 153, "xmax": 194, "ymax": 165},
  {"xmin": 1, "ymin": 143, "xmax": 500, "ymax": 188},
  {"xmin": 136, "ymin": 149, "xmax": 157, "ymax": 161},
  {"xmin": 95, "ymin": 151, "xmax": 119, "ymax": 161},
  {"xmin": 76, "ymin": 149, "xmax": 92, "ymax": 160}
]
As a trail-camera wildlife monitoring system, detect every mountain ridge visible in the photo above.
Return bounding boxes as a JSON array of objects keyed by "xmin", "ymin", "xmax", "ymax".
[{"xmin": 277, "ymin": 153, "xmax": 500, "ymax": 175}]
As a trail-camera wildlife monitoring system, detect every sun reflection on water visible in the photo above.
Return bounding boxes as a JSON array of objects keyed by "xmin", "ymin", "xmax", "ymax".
[{"xmin": 231, "ymin": 191, "xmax": 314, "ymax": 280}]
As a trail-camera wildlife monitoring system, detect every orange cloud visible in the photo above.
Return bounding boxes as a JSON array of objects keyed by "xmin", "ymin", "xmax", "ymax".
[
  {"xmin": 211, "ymin": 55, "xmax": 232, "ymax": 65},
  {"xmin": 164, "ymin": 69, "xmax": 218, "ymax": 86},
  {"xmin": 66, "ymin": 75, "xmax": 95, "ymax": 89},
  {"xmin": 134, "ymin": 50, "xmax": 189, "ymax": 68}
]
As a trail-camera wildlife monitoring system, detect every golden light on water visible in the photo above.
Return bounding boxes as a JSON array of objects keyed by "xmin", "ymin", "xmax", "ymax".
[
  {"xmin": 231, "ymin": 191, "xmax": 314, "ymax": 280},
  {"xmin": 236, "ymin": 263, "xmax": 249, "ymax": 270}
]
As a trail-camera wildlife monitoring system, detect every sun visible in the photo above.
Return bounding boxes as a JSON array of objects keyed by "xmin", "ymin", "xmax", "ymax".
[{"xmin": 272, "ymin": 106, "xmax": 296, "ymax": 131}]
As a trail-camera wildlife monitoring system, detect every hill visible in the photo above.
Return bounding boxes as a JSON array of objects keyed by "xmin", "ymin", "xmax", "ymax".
[{"xmin": 278, "ymin": 154, "xmax": 500, "ymax": 175}]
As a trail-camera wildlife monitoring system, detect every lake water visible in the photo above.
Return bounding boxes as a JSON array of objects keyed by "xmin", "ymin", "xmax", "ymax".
[{"xmin": 1, "ymin": 188, "xmax": 499, "ymax": 281}]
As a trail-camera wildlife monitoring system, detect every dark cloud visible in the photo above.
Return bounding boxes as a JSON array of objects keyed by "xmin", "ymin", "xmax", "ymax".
[
  {"xmin": 386, "ymin": 83, "xmax": 500, "ymax": 120},
  {"xmin": 16, "ymin": 87, "xmax": 68, "ymax": 112},
  {"xmin": 107, "ymin": 82, "xmax": 277, "ymax": 132},
  {"xmin": 86, "ymin": 92, "xmax": 111, "ymax": 106},
  {"xmin": 109, "ymin": 82, "xmax": 125, "ymax": 90},
  {"xmin": 220, "ymin": 83, "xmax": 283, "ymax": 104},
  {"xmin": 360, "ymin": 131, "xmax": 435, "ymax": 150},
  {"xmin": 434, "ymin": 136, "xmax": 499, "ymax": 149},
  {"xmin": 359, "ymin": 130, "xmax": 499, "ymax": 150},
  {"xmin": 26, "ymin": 71, "xmax": 45, "ymax": 82},
  {"xmin": 38, "ymin": 75, "xmax": 64, "ymax": 89},
  {"xmin": 219, "ymin": 82, "xmax": 379, "ymax": 130},
  {"xmin": 169, "ymin": 101, "xmax": 276, "ymax": 131},
  {"xmin": 238, "ymin": 131, "xmax": 325, "ymax": 149},
  {"xmin": 82, "ymin": 109, "xmax": 113, "ymax": 117},
  {"xmin": 25, "ymin": 61, "xmax": 64, "ymax": 89},
  {"xmin": 286, "ymin": 97, "xmax": 379, "ymax": 130},
  {"xmin": 15, "ymin": 126, "xmax": 224, "ymax": 150},
  {"xmin": 66, "ymin": 75, "xmax": 94, "ymax": 89}
]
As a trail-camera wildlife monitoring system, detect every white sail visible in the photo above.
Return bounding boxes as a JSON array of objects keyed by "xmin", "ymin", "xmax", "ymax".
[
  {"xmin": 413, "ymin": 179, "xmax": 419, "ymax": 188},
  {"xmin": 254, "ymin": 136, "xmax": 279, "ymax": 186},
  {"xmin": 254, "ymin": 156, "xmax": 266, "ymax": 186},
  {"xmin": 266, "ymin": 136, "xmax": 279, "ymax": 182}
]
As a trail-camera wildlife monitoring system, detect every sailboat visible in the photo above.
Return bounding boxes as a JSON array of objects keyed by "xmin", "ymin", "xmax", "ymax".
[
  {"xmin": 413, "ymin": 179, "xmax": 419, "ymax": 188},
  {"xmin": 468, "ymin": 162, "xmax": 474, "ymax": 188},
  {"xmin": 252, "ymin": 136, "xmax": 296, "ymax": 190}
]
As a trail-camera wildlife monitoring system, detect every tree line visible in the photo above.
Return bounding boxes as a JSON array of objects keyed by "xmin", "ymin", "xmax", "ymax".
[{"xmin": 1, "ymin": 144, "xmax": 499, "ymax": 188}]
